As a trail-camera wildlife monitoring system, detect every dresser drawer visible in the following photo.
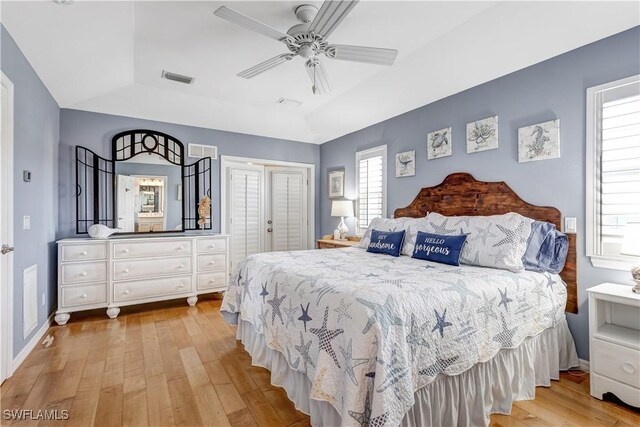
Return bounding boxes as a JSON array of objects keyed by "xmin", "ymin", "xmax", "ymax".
[
  {"xmin": 112, "ymin": 240, "xmax": 191, "ymax": 259},
  {"xmin": 592, "ymin": 339, "xmax": 640, "ymax": 388},
  {"xmin": 196, "ymin": 237, "xmax": 227, "ymax": 254},
  {"xmin": 197, "ymin": 272, "xmax": 227, "ymax": 291},
  {"xmin": 113, "ymin": 257, "xmax": 192, "ymax": 281},
  {"xmin": 197, "ymin": 254, "xmax": 226, "ymax": 272},
  {"xmin": 61, "ymin": 283, "xmax": 107, "ymax": 307},
  {"xmin": 61, "ymin": 262, "xmax": 107, "ymax": 285},
  {"xmin": 113, "ymin": 276, "xmax": 192, "ymax": 302},
  {"xmin": 61, "ymin": 243, "xmax": 107, "ymax": 262}
]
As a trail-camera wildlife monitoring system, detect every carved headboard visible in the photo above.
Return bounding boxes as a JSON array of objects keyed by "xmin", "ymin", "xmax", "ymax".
[{"xmin": 394, "ymin": 173, "xmax": 577, "ymax": 314}]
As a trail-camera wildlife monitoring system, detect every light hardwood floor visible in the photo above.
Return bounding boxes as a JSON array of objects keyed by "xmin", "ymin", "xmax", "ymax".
[{"xmin": 2, "ymin": 295, "xmax": 639, "ymax": 427}]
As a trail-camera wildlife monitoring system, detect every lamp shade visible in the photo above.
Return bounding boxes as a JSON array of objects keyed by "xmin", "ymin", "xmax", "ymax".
[
  {"xmin": 621, "ymin": 222, "xmax": 640, "ymax": 257},
  {"xmin": 331, "ymin": 200, "xmax": 354, "ymax": 218}
]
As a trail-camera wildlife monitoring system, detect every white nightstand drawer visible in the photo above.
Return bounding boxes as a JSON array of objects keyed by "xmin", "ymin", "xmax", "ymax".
[
  {"xmin": 113, "ymin": 240, "xmax": 191, "ymax": 259},
  {"xmin": 196, "ymin": 237, "xmax": 227, "ymax": 254},
  {"xmin": 61, "ymin": 262, "xmax": 107, "ymax": 285},
  {"xmin": 197, "ymin": 272, "xmax": 227, "ymax": 291},
  {"xmin": 113, "ymin": 276, "xmax": 192, "ymax": 302},
  {"xmin": 592, "ymin": 339, "xmax": 640, "ymax": 388},
  {"xmin": 197, "ymin": 254, "xmax": 226, "ymax": 272},
  {"xmin": 61, "ymin": 283, "xmax": 107, "ymax": 307},
  {"xmin": 113, "ymin": 257, "xmax": 192, "ymax": 280},
  {"xmin": 61, "ymin": 243, "xmax": 107, "ymax": 262}
]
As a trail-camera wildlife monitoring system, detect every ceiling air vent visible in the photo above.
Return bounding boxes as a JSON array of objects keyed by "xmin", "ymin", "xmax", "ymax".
[
  {"xmin": 161, "ymin": 70, "xmax": 194, "ymax": 85},
  {"xmin": 188, "ymin": 143, "xmax": 218, "ymax": 160},
  {"xmin": 276, "ymin": 97, "xmax": 303, "ymax": 107}
]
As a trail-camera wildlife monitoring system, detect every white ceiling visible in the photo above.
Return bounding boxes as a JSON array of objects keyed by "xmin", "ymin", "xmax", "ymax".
[{"xmin": 2, "ymin": 1, "xmax": 638, "ymax": 144}]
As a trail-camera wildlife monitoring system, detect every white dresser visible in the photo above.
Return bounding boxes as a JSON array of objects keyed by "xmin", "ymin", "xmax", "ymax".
[
  {"xmin": 588, "ymin": 283, "xmax": 640, "ymax": 407},
  {"xmin": 56, "ymin": 234, "xmax": 229, "ymax": 325}
]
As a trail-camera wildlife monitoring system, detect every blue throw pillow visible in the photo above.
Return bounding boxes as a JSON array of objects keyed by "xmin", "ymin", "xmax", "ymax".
[
  {"xmin": 367, "ymin": 229, "xmax": 406, "ymax": 257},
  {"xmin": 412, "ymin": 232, "xmax": 467, "ymax": 266}
]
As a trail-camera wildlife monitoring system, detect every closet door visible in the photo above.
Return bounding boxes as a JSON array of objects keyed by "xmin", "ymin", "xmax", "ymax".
[
  {"xmin": 228, "ymin": 166, "xmax": 264, "ymax": 272},
  {"xmin": 267, "ymin": 167, "xmax": 307, "ymax": 252}
]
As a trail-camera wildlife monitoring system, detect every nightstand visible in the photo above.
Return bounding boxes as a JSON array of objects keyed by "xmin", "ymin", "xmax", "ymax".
[
  {"xmin": 587, "ymin": 283, "xmax": 640, "ymax": 407},
  {"xmin": 316, "ymin": 235, "xmax": 361, "ymax": 249}
]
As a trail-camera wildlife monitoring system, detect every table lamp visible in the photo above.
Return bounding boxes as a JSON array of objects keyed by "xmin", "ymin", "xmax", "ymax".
[
  {"xmin": 331, "ymin": 200, "xmax": 354, "ymax": 240},
  {"xmin": 621, "ymin": 221, "xmax": 640, "ymax": 293}
]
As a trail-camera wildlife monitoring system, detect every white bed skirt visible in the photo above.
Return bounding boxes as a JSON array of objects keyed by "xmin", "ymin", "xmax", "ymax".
[{"xmin": 235, "ymin": 318, "xmax": 579, "ymax": 427}]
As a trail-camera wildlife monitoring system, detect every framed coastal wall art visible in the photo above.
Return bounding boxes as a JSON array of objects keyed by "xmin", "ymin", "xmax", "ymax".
[
  {"xmin": 518, "ymin": 119, "xmax": 560, "ymax": 162},
  {"xmin": 427, "ymin": 127, "xmax": 452, "ymax": 160},
  {"xmin": 328, "ymin": 169, "xmax": 345, "ymax": 198},
  {"xmin": 395, "ymin": 150, "xmax": 416, "ymax": 177},
  {"xmin": 466, "ymin": 115, "xmax": 498, "ymax": 153}
]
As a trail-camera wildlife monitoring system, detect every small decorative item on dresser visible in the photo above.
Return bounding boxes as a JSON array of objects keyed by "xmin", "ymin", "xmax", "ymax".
[
  {"xmin": 197, "ymin": 195, "xmax": 211, "ymax": 229},
  {"xmin": 621, "ymin": 221, "xmax": 640, "ymax": 293},
  {"xmin": 87, "ymin": 224, "xmax": 119, "ymax": 239},
  {"xmin": 331, "ymin": 200, "xmax": 354, "ymax": 240}
]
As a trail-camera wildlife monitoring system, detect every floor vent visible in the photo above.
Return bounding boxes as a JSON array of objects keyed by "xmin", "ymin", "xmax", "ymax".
[{"xmin": 23, "ymin": 265, "xmax": 37, "ymax": 338}]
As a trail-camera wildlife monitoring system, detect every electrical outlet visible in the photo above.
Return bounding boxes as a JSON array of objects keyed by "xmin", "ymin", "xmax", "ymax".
[
  {"xmin": 23, "ymin": 215, "xmax": 30, "ymax": 230},
  {"xmin": 564, "ymin": 217, "xmax": 577, "ymax": 233},
  {"xmin": 41, "ymin": 293, "xmax": 46, "ymax": 307}
]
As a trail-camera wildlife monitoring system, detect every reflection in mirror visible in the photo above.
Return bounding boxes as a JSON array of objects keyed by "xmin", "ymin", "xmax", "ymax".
[{"xmin": 115, "ymin": 155, "xmax": 183, "ymax": 233}]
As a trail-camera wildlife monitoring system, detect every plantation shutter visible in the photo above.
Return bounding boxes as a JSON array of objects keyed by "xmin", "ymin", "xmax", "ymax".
[
  {"xmin": 598, "ymin": 80, "xmax": 640, "ymax": 256},
  {"xmin": 229, "ymin": 167, "xmax": 263, "ymax": 270},
  {"xmin": 356, "ymin": 146, "xmax": 387, "ymax": 234},
  {"xmin": 270, "ymin": 169, "xmax": 306, "ymax": 251}
]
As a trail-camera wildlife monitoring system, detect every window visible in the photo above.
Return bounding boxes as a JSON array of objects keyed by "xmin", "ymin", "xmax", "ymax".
[
  {"xmin": 586, "ymin": 75, "xmax": 640, "ymax": 269},
  {"xmin": 355, "ymin": 145, "xmax": 387, "ymax": 234}
]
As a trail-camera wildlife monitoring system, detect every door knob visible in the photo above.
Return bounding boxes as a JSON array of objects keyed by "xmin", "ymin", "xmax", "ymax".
[
  {"xmin": 267, "ymin": 220, "xmax": 273, "ymax": 224},
  {"xmin": 267, "ymin": 228, "xmax": 273, "ymax": 233},
  {"xmin": 1, "ymin": 244, "xmax": 14, "ymax": 255}
]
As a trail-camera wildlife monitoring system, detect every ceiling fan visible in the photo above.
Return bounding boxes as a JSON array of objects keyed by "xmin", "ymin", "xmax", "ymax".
[{"xmin": 213, "ymin": 1, "xmax": 399, "ymax": 95}]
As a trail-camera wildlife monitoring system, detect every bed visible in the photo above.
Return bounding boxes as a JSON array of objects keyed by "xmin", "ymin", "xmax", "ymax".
[{"xmin": 220, "ymin": 173, "xmax": 579, "ymax": 427}]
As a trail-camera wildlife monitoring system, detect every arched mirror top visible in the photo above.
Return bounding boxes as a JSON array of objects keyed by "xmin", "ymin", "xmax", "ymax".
[{"xmin": 112, "ymin": 129, "xmax": 185, "ymax": 166}]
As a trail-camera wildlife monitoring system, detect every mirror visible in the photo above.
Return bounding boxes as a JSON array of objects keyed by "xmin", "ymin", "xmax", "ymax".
[{"xmin": 115, "ymin": 157, "xmax": 182, "ymax": 233}]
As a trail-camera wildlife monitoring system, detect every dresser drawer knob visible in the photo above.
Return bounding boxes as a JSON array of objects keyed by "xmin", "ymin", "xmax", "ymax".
[
  {"xmin": 122, "ymin": 249, "xmax": 130, "ymax": 254},
  {"xmin": 177, "ymin": 246, "xmax": 184, "ymax": 251},
  {"xmin": 209, "ymin": 279, "xmax": 216, "ymax": 284},
  {"xmin": 209, "ymin": 244, "xmax": 216, "ymax": 249},
  {"xmin": 80, "ymin": 272, "xmax": 88, "ymax": 277},
  {"xmin": 123, "ymin": 289, "xmax": 130, "ymax": 295},
  {"xmin": 178, "ymin": 264, "xmax": 185, "ymax": 269},
  {"xmin": 123, "ymin": 268, "xmax": 129, "ymax": 274},
  {"xmin": 81, "ymin": 293, "xmax": 88, "ymax": 299},
  {"xmin": 179, "ymin": 283, "xmax": 185, "ymax": 288},
  {"xmin": 208, "ymin": 261, "xmax": 216, "ymax": 265},
  {"xmin": 622, "ymin": 362, "xmax": 636, "ymax": 374},
  {"xmin": 80, "ymin": 251, "xmax": 88, "ymax": 256}
]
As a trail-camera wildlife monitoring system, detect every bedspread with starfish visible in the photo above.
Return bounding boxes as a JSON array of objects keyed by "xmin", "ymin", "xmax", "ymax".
[{"xmin": 220, "ymin": 247, "xmax": 567, "ymax": 427}]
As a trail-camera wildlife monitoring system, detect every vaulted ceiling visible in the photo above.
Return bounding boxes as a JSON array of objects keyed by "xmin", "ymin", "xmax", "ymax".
[{"xmin": 2, "ymin": 1, "xmax": 638, "ymax": 143}]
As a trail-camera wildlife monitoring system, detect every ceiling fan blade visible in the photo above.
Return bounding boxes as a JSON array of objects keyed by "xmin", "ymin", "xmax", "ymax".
[
  {"xmin": 308, "ymin": 0, "xmax": 359, "ymax": 38},
  {"xmin": 237, "ymin": 54, "xmax": 295, "ymax": 79},
  {"xmin": 214, "ymin": 6, "xmax": 291, "ymax": 43},
  {"xmin": 305, "ymin": 58, "xmax": 332, "ymax": 95},
  {"xmin": 326, "ymin": 44, "xmax": 398, "ymax": 65}
]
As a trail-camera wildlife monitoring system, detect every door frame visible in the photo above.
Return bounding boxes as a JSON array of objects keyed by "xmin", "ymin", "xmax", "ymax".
[
  {"xmin": 1, "ymin": 71, "xmax": 15, "ymax": 382},
  {"xmin": 220, "ymin": 155, "xmax": 315, "ymax": 251}
]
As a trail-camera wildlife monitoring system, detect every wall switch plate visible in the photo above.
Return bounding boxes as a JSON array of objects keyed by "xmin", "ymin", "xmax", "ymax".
[
  {"xmin": 41, "ymin": 293, "xmax": 46, "ymax": 307},
  {"xmin": 564, "ymin": 217, "xmax": 577, "ymax": 233},
  {"xmin": 23, "ymin": 215, "xmax": 30, "ymax": 230},
  {"xmin": 23, "ymin": 170, "xmax": 31, "ymax": 182}
]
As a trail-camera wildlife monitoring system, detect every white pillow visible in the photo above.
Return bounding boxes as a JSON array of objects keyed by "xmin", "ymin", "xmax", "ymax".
[
  {"xmin": 359, "ymin": 217, "xmax": 425, "ymax": 255},
  {"xmin": 424, "ymin": 212, "xmax": 533, "ymax": 272}
]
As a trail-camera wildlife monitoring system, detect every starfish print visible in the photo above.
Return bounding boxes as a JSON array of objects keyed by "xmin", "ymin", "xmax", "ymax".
[
  {"xmin": 239, "ymin": 275, "xmax": 252, "ymax": 301},
  {"xmin": 311, "ymin": 283, "xmax": 341, "ymax": 305},
  {"xmin": 493, "ymin": 221, "xmax": 529, "ymax": 247},
  {"xmin": 514, "ymin": 294, "xmax": 532, "ymax": 316},
  {"xmin": 406, "ymin": 313, "xmax": 430, "ymax": 359},
  {"xmin": 544, "ymin": 304, "xmax": 561, "ymax": 326},
  {"xmin": 356, "ymin": 295, "xmax": 404, "ymax": 338},
  {"xmin": 430, "ymin": 218, "xmax": 458, "ymax": 235},
  {"xmin": 260, "ymin": 282, "xmax": 269, "ymax": 303},
  {"xmin": 432, "ymin": 308, "xmax": 452, "ymax": 338},
  {"xmin": 286, "ymin": 347, "xmax": 300, "ymax": 370},
  {"xmin": 266, "ymin": 284, "xmax": 286, "ymax": 325},
  {"xmin": 498, "ymin": 287, "xmax": 513, "ymax": 311},
  {"xmin": 310, "ymin": 307, "xmax": 344, "ymax": 368},
  {"xmin": 267, "ymin": 326, "xmax": 283, "ymax": 352},
  {"xmin": 257, "ymin": 305, "xmax": 269, "ymax": 331},
  {"xmin": 333, "ymin": 299, "xmax": 353, "ymax": 322},
  {"xmin": 348, "ymin": 389, "xmax": 373, "ymax": 427},
  {"xmin": 365, "ymin": 272, "xmax": 381, "ymax": 278},
  {"xmin": 339, "ymin": 338, "xmax": 368, "ymax": 386},
  {"xmin": 493, "ymin": 314, "xmax": 518, "ymax": 347},
  {"xmin": 298, "ymin": 302, "xmax": 312, "ymax": 332},
  {"xmin": 294, "ymin": 331, "xmax": 314, "ymax": 373},
  {"xmin": 471, "ymin": 224, "xmax": 497, "ymax": 245},
  {"xmin": 283, "ymin": 299, "xmax": 298, "ymax": 327},
  {"xmin": 310, "ymin": 367, "xmax": 337, "ymax": 405},
  {"xmin": 531, "ymin": 282, "xmax": 548, "ymax": 305},
  {"xmin": 460, "ymin": 249, "xmax": 480, "ymax": 265},
  {"xmin": 418, "ymin": 351, "xmax": 460, "ymax": 377},
  {"xmin": 443, "ymin": 279, "xmax": 480, "ymax": 310},
  {"xmin": 455, "ymin": 318, "xmax": 478, "ymax": 342},
  {"xmin": 544, "ymin": 273, "xmax": 556, "ymax": 289},
  {"xmin": 490, "ymin": 251, "xmax": 511, "ymax": 266},
  {"xmin": 476, "ymin": 290, "xmax": 498, "ymax": 322},
  {"xmin": 455, "ymin": 216, "xmax": 472, "ymax": 229},
  {"xmin": 376, "ymin": 348, "xmax": 410, "ymax": 402}
]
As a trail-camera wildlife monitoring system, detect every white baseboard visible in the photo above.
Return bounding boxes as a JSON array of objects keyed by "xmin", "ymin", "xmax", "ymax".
[
  {"xmin": 11, "ymin": 313, "xmax": 54, "ymax": 375},
  {"xmin": 579, "ymin": 358, "xmax": 590, "ymax": 372}
]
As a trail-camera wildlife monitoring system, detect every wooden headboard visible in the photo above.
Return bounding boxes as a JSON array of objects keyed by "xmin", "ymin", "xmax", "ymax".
[{"xmin": 394, "ymin": 172, "xmax": 577, "ymax": 314}]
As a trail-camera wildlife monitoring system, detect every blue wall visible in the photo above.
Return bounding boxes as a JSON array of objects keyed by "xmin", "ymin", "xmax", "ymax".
[
  {"xmin": 1, "ymin": 26, "xmax": 60, "ymax": 357},
  {"xmin": 58, "ymin": 109, "xmax": 320, "ymax": 239},
  {"xmin": 319, "ymin": 26, "xmax": 640, "ymax": 360}
]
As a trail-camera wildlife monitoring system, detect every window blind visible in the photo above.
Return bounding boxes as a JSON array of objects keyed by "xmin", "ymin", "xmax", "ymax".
[{"xmin": 356, "ymin": 146, "xmax": 386, "ymax": 233}]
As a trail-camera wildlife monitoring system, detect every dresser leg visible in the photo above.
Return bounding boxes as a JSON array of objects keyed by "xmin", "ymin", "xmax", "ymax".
[
  {"xmin": 106, "ymin": 307, "xmax": 120, "ymax": 319},
  {"xmin": 54, "ymin": 313, "xmax": 70, "ymax": 326},
  {"xmin": 187, "ymin": 296, "xmax": 198, "ymax": 306}
]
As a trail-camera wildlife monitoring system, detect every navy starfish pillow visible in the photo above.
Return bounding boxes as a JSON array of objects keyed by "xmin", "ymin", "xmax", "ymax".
[{"xmin": 366, "ymin": 229, "xmax": 406, "ymax": 257}]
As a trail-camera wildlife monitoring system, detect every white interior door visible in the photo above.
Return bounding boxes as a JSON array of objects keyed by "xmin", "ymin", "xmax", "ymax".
[
  {"xmin": 266, "ymin": 167, "xmax": 308, "ymax": 252},
  {"xmin": 116, "ymin": 175, "xmax": 136, "ymax": 232},
  {"xmin": 228, "ymin": 165, "xmax": 265, "ymax": 273},
  {"xmin": 1, "ymin": 72, "xmax": 15, "ymax": 383}
]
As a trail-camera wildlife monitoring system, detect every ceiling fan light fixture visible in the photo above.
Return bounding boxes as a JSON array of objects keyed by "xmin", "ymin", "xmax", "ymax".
[
  {"xmin": 294, "ymin": 5, "xmax": 318, "ymax": 24},
  {"xmin": 53, "ymin": 0, "xmax": 74, "ymax": 5}
]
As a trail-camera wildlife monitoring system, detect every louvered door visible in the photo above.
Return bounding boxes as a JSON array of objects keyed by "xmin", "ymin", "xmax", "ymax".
[
  {"xmin": 228, "ymin": 166, "xmax": 264, "ymax": 272},
  {"xmin": 267, "ymin": 167, "xmax": 307, "ymax": 252}
]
